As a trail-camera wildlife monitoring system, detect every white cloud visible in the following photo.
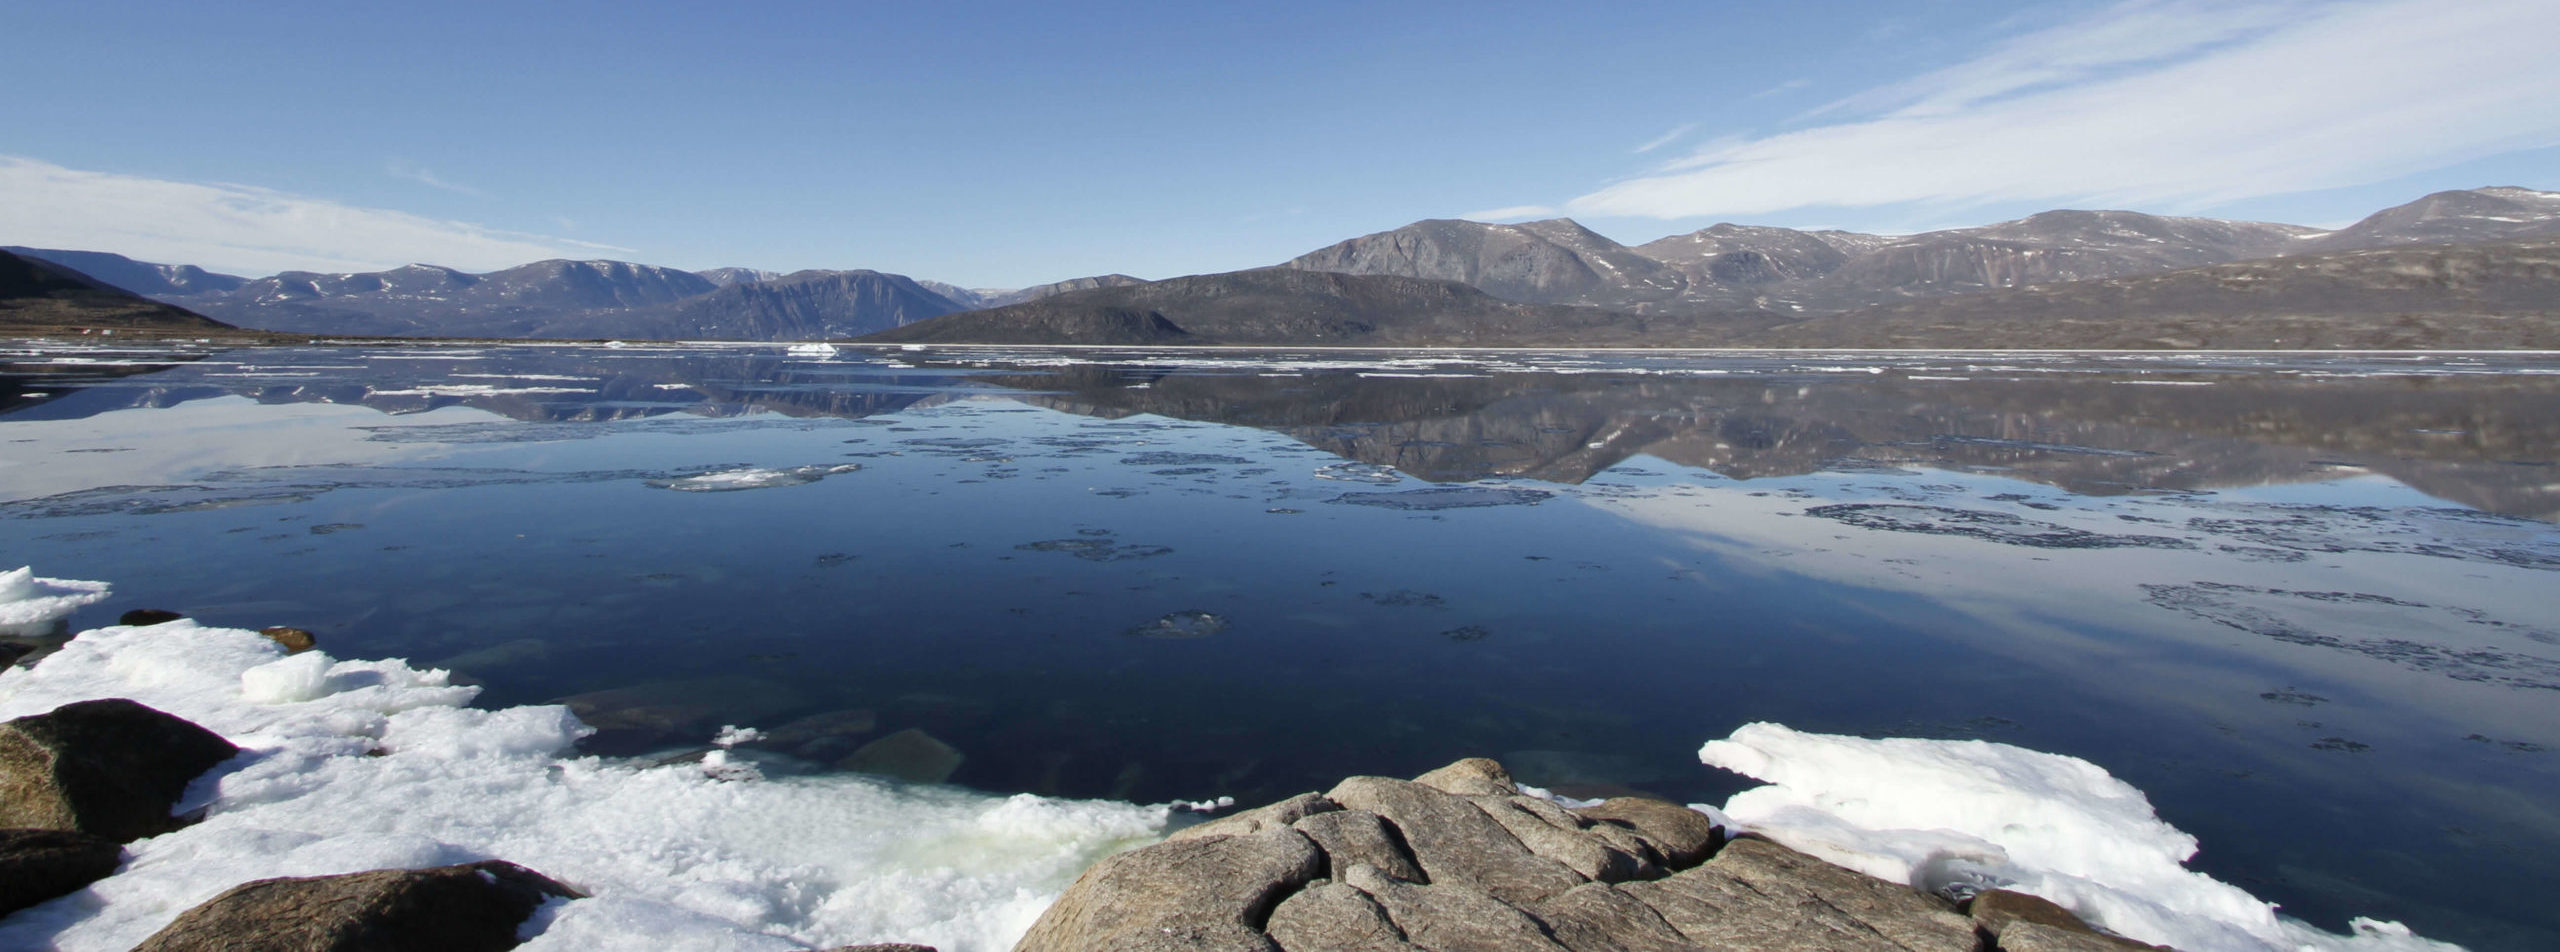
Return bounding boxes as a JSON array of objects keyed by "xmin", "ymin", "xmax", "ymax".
[
  {"xmin": 1459, "ymin": 204, "xmax": 1561, "ymax": 221},
  {"xmin": 0, "ymin": 156, "xmax": 630, "ymax": 276},
  {"xmin": 385, "ymin": 160, "xmax": 484, "ymax": 197},
  {"xmin": 1632, "ymin": 123, "xmax": 1697, "ymax": 154},
  {"xmin": 1571, "ymin": 0, "xmax": 2560, "ymax": 220}
]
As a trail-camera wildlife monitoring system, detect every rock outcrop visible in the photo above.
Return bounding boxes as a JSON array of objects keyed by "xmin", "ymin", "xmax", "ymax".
[
  {"xmin": 0, "ymin": 698, "xmax": 240, "ymax": 842},
  {"xmin": 133, "ymin": 860, "xmax": 582, "ymax": 952},
  {"xmin": 0, "ymin": 828, "xmax": 123, "ymax": 915},
  {"xmin": 1016, "ymin": 758, "xmax": 2155, "ymax": 952}
]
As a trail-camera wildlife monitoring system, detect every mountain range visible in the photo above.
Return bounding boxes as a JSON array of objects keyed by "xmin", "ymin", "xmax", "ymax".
[{"xmin": 8, "ymin": 185, "xmax": 2559, "ymax": 347}]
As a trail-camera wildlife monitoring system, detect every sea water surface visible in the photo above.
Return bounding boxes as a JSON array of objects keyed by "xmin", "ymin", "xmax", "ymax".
[{"xmin": 3, "ymin": 341, "xmax": 2556, "ymax": 949}]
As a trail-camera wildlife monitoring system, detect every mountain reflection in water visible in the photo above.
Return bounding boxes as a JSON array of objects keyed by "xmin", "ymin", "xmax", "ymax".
[{"xmin": 3, "ymin": 342, "xmax": 2558, "ymax": 950}]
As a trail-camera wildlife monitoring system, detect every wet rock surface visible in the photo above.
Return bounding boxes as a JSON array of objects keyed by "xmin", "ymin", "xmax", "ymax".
[
  {"xmin": 1014, "ymin": 757, "xmax": 2088, "ymax": 952},
  {"xmin": 0, "ymin": 698, "xmax": 240, "ymax": 842},
  {"xmin": 132, "ymin": 859, "xmax": 582, "ymax": 952}
]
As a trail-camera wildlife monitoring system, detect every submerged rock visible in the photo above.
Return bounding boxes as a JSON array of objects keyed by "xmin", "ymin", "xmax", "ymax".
[
  {"xmin": 117, "ymin": 609, "xmax": 185, "ymax": 627},
  {"xmin": 132, "ymin": 859, "xmax": 581, "ymax": 952},
  {"xmin": 0, "ymin": 698, "xmax": 239, "ymax": 842},
  {"xmin": 838, "ymin": 727, "xmax": 965, "ymax": 784},
  {"xmin": 0, "ymin": 828, "xmax": 123, "ymax": 916}
]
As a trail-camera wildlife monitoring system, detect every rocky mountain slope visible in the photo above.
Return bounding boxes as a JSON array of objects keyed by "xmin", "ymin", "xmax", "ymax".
[
  {"xmin": 16, "ymin": 254, "xmax": 1126, "ymax": 341},
  {"xmin": 865, "ymin": 268, "xmax": 1773, "ymax": 347},
  {"xmin": 1280, "ymin": 187, "xmax": 2551, "ymax": 319},
  {"xmin": 0, "ymin": 250, "xmax": 236, "ymax": 334},
  {"xmin": 5, "ymin": 248, "xmax": 249, "ymax": 298},
  {"xmin": 1768, "ymin": 238, "xmax": 2560, "ymax": 349}
]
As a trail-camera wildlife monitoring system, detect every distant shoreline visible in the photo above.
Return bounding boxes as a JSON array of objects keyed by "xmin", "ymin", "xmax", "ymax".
[{"xmin": 11, "ymin": 333, "xmax": 2560, "ymax": 358}]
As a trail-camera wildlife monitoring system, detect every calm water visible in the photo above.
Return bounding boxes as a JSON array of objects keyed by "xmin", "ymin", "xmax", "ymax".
[{"xmin": 4, "ymin": 341, "xmax": 2557, "ymax": 949}]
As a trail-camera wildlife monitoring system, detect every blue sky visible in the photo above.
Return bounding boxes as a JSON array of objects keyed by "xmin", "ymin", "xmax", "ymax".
[{"xmin": 5, "ymin": 0, "xmax": 2556, "ymax": 287}]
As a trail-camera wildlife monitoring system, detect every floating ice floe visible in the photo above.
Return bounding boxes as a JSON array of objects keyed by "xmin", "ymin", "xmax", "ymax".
[
  {"xmin": 0, "ymin": 572, "xmax": 1173, "ymax": 952},
  {"xmin": 0, "ymin": 566, "xmax": 110, "ymax": 636},
  {"xmin": 1698, "ymin": 722, "xmax": 2462, "ymax": 952},
  {"xmin": 787, "ymin": 343, "xmax": 841, "ymax": 357},
  {"xmin": 647, "ymin": 464, "xmax": 864, "ymax": 492}
]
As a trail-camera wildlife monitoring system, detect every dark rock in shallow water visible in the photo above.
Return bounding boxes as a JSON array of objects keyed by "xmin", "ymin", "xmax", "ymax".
[
  {"xmin": 0, "ymin": 828, "xmax": 123, "ymax": 916},
  {"xmin": 259, "ymin": 625, "xmax": 318, "ymax": 653},
  {"xmin": 133, "ymin": 859, "xmax": 581, "ymax": 952},
  {"xmin": 0, "ymin": 698, "xmax": 239, "ymax": 842},
  {"xmin": 838, "ymin": 727, "xmax": 965, "ymax": 783},
  {"xmin": 118, "ymin": 608, "xmax": 185, "ymax": 626}
]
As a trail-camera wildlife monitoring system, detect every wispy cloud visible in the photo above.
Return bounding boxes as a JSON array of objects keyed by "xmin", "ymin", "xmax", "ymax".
[
  {"xmin": 385, "ymin": 160, "xmax": 483, "ymax": 197},
  {"xmin": 1460, "ymin": 204, "xmax": 1561, "ymax": 222},
  {"xmin": 1631, "ymin": 124, "xmax": 1696, "ymax": 155},
  {"xmin": 1570, "ymin": 0, "xmax": 2560, "ymax": 220},
  {"xmin": 1748, "ymin": 79, "xmax": 1809, "ymax": 101},
  {"xmin": 0, "ymin": 156, "xmax": 629, "ymax": 275}
]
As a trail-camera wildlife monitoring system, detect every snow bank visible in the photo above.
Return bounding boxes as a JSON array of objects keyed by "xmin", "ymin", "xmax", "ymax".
[
  {"xmin": 1699, "ymin": 723, "xmax": 2461, "ymax": 952},
  {"xmin": 0, "ymin": 572, "xmax": 1170, "ymax": 952}
]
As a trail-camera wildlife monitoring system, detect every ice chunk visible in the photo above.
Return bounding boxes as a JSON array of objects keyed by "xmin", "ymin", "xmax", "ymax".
[
  {"xmin": 1698, "ymin": 723, "xmax": 2461, "ymax": 952},
  {"xmin": 647, "ymin": 464, "xmax": 862, "ymax": 492},
  {"xmin": 0, "ymin": 566, "xmax": 111, "ymax": 636}
]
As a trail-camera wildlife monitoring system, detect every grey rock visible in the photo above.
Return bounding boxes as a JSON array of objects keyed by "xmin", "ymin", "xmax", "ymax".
[
  {"xmin": 0, "ymin": 698, "xmax": 239, "ymax": 842},
  {"xmin": 1414, "ymin": 758, "xmax": 1518, "ymax": 797},
  {"xmin": 1342, "ymin": 863, "xmax": 1570, "ymax": 952},
  {"xmin": 132, "ymin": 859, "xmax": 581, "ymax": 952},
  {"xmin": 0, "ymin": 828, "xmax": 123, "ymax": 916},
  {"xmin": 1469, "ymin": 796, "xmax": 1649, "ymax": 883},
  {"xmin": 1293, "ymin": 809, "xmax": 1427, "ymax": 882},
  {"xmin": 1012, "ymin": 828, "xmax": 1322, "ymax": 952},
  {"xmin": 839, "ymin": 728, "xmax": 965, "ymax": 784},
  {"xmin": 1172, "ymin": 792, "xmax": 1339, "ymax": 842},
  {"xmin": 1267, "ymin": 880, "xmax": 1419, "ymax": 952},
  {"xmin": 1620, "ymin": 838, "xmax": 1976, "ymax": 952},
  {"xmin": 1522, "ymin": 882, "xmax": 1702, "ymax": 952},
  {"xmin": 1969, "ymin": 891, "xmax": 2161, "ymax": 951},
  {"xmin": 1569, "ymin": 798, "xmax": 1721, "ymax": 869},
  {"xmin": 1326, "ymin": 776, "xmax": 1585, "ymax": 904},
  {"xmin": 1997, "ymin": 921, "xmax": 2164, "ymax": 952}
]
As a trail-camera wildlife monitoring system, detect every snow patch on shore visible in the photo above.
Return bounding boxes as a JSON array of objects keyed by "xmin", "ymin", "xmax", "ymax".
[
  {"xmin": 1699, "ymin": 722, "xmax": 2461, "ymax": 952},
  {"xmin": 0, "ymin": 572, "xmax": 1170, "ymax": 952}
]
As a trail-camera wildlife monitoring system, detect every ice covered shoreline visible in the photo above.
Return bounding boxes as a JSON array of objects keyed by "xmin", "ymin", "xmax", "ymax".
[{"xmin": 0, "ymin": 568, "xmax": 2465, "ymax": 951}]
